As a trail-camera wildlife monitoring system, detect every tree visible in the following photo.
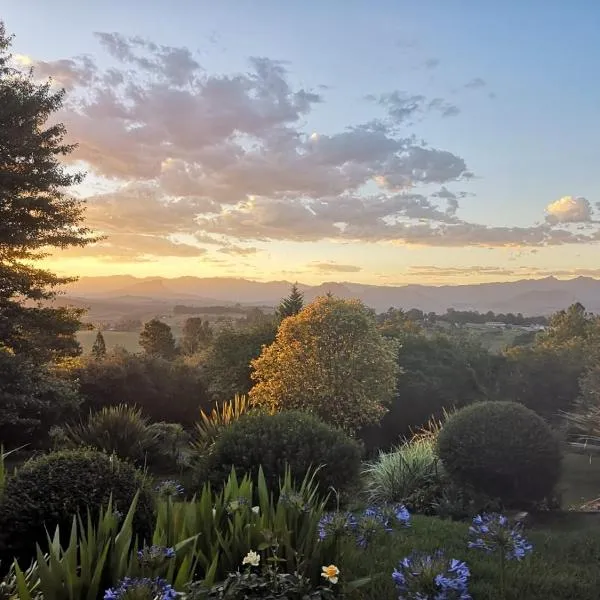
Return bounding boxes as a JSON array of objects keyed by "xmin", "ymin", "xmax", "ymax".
[
  {"xmin": 0, "ymin": 345, "xmax": 80, "ymax": 448},
  {"xmin": 276, "ymin": 283, "xmax": 304, "ymax": 320},
  {"xmin": 201, "ymin": 320, "xmax": 277, "ymax": 402},
  {"xmin": 0, "ymin": 23, "xmax": 94, "ymax": 361},
  {"xmin": 250, "ymin": 296, "xmax": 398, "ymax": 432},
  {"xmin": 71, "ymin": 350, "xmax": 211, "ymax": 426},
  {"xmin": 181, "ymin": 317, "xmax": 212, "ymax": 355},
  {"xmin": 360, "ymin": 331, "xmax": 500, "ymax": 452},
  {"xmin": 139, "ymin": 319, "xmax": 176, "ymax": 359},
  {"xmin": 91, "ymin": 331, "xmax": 107, "ymax": 359}
]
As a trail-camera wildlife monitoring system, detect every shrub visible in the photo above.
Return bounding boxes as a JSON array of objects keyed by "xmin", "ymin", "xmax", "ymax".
[
  {"xmin": 146, "ymin": 422, "xmax": 190, "ymax": 471},
  {"xmin": 73, "ymin": 351, "xmax": 211, "ymax": 426},
  {"xmin": 0, "ymin": 448, "xmax": 154, "ymax": 566},
  {"xmin": 51, "ymin": 405, "xmax": 158, "ymax": 465},
  {"xmin": 363, "ymin": 435, "xmax": 443, "ymax": 511},
  {"xmin": 437, "ymin": 401, "xmax": 562, "ymax": 506},
  {"xmin": 200, "ymin": 411, "xmax": 362, "ymax": 497},
  {"xmin": 192, "ymin": 394, "xmax": 251, "ymax": 453}
]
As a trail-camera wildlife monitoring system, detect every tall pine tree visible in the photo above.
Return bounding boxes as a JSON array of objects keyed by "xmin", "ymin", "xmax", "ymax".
[
  {"xmin": 91, "ymin": 330, "xmax": 107, "ymax": 359},
  {"xmin": 276, "ymin": 283, "xmax": 304, "ymax": 320},
  {"xmin": 0, "ymin": 22, "xmax": 94, "ymax": 361}
]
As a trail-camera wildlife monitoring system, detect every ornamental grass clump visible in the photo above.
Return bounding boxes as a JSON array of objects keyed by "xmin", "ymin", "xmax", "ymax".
[
  {"xmin": 392, "ymin": 552, "xmax": 471, "ymax": 600},
  {"xmin": 468, "ymin": 513, "xmax": 533, "ymax": 598}
]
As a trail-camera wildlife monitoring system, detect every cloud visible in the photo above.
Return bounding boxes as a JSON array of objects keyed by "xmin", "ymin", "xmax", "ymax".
[
  {"xmin": 424, "ymin": 58, "xmax": 440, "ymax": 69},
  {"xmin": 376, "ymin": 91, "xmax": 460, "ymax": 123},
  {"xmin": 546, "ymin": 196, "xmax": 593, "ymax": 223},
  {"xmin": 60, "ymin": 233, "xmax": 207, "ymax": 262},
  {"xmin": 311, "ymin": 262, "xmax": 362, "ymax": 273},
  {"xmin": 464, "ymin": 77, "xmax": 486, "ymax": 89},
  {"xmin": 218, "ymin": 245, "xmax": 260, "ymax": 256},
  {"xmin": 19, "ymin": 34, "xmax": 600, "ymax": 258},
  {"xmin": 407, "ymin": 265, "xmax": 600, "ymax": 278}
]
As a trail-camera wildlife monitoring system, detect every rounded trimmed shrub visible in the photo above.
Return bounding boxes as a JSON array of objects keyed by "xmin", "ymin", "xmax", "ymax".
[
  {"xmin": 436, "ymin": 401, "xmax": 562, "ymax": 506},
  {"xmin": 200, "ymin": 411, "xmax": 362, "ymax": 497},
  {"xmin": 0, "ymin": 449, "xmax": 155, "ymax": 566}
]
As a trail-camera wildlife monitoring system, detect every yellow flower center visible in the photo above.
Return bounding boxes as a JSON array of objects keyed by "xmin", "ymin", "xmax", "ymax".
[{"xmin": 323, "ymin": 565, "xmax": 339, "ymax": 578}]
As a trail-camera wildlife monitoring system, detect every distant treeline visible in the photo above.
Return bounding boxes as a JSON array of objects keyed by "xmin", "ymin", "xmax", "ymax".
[
  {"xmin": 173, "ymin": 304, "xmax": 268, "ymax": 316},
  {"xmin": 396, "ymin": 308, "xmax": 548, "ymax": 326}
]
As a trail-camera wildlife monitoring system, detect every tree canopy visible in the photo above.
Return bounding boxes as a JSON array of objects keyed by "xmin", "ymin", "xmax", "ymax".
[
  {"xmin": 0, "ymin": 22, "xmax": 94, "ymax": 361},
  {"xmin": 276, "ymin": 283, "xmax": 304, "ymax": 320},
  {"xmin": 250, "ymin": 296, "xmax": 398, "ymax": 432},
  {"xmin": 139, "ymin": 319, "xmax": 177, "ymax": 359}
]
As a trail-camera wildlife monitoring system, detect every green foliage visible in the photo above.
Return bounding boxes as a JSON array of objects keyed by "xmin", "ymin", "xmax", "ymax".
[
  {"xmin": 192, "ymin": 395, "xmax": 251, "ymax": 453},
  {"xmin": 437, "ymin": 401, "xmax": 562, "ymax": 506},
  {"xmin": 0, "ymin": 346, "xmax": 81, "ymax": 448},
  {"xmin": 363, "ymin": 435, "xmax": 443, "ymax": 511},
  {"xmin": 276, "ymin": 283, "xmax": 305, "ymax": 321},
  {"xmin": 0, "ymin": 449, "xmax": 154, "ymax": 567},
  {"xmin": 190, "ymin": 569, "xmax": 333, "ymax": 599},
  {"xmin": 500, "ymin": 345, "xmax": 584, "ymax": 421},
  {"xmin": 181, "ymin": 317, "xmax": 213, "ymax": 355},
  {"xmin": 0, "ymin": 22, "xmax": 94, "ymax": 362},
  {"xmin": 73, "ymin": 350, "xmax": 211, "ymax": 426},
  {"xmin": 51, "ymin": 405, "xmax": 158, "ymax": 465},
  {"xmin": 139, "ymin": 319, "xmax": 177, "ymax": 359},
  {"xmin": 146, "ymin": 422, "xmax": 190, "ymax": 471},
  {"xmin": 202, "ymin": 320, "xmax": 277, "ymax": 402},
  {"xmin": 91, "ymin": 330, "xmax": 107, "ymax": 359},
  {"xmin": 361, "ymin": 332, "xmax": 498, "ymax": 451},
  {"xmin": 8, "ymin": 466, "xmax": 328, "ymax": 599},
  {"xmin": 250, "ymin": 296, "xmax": 398, "ymax": 432},
  {"xmin": 201, "ymin": 411, "xmax": 362, "ymax": 498}
]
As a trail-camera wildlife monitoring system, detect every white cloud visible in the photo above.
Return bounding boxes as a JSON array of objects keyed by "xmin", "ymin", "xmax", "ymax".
[{"xmin": 546, "ymin": 196, "xmax": 592, "ymax": 223}]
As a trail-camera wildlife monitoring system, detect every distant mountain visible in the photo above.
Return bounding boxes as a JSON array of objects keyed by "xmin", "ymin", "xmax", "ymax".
[{"xmin": 63, "ymin": 275, "xmax": 600, "ymax": 316}]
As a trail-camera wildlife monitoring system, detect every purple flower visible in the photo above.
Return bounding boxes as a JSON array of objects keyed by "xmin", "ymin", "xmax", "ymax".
[
  {"xmin": 156, "ymin": 480, "xmax": 184, "ymax": 498},
  {"xmin": 392, "ymin": 552, "xmax": 471, "ymax": 600},
  {"xmin": 103, "ymin": 577, "xmax": 178, "ymax": 600},
  {"xmin": 468, "ymin": 513, "xmax": 533, "ymax": 560}
]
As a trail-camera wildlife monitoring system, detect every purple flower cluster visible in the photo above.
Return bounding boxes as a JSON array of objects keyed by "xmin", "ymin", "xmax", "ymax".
[
  {"xmin": 137, "ymin": 545, "xmax": 176, "ymax": 569},
  {"xmin": 392, "ymin": 551, "xmax": 471, "ymax": 600},
  {"xmin": 104, "ymin": 577, "xmax": 178, "ymax": 600},
  {"xmin": 155, "ymin": 480, "xmax": 185, "ymax": 498},
  {"xmin": 468, "ymin": 513, "xmax": 533, "ymax": 560},
  {"xmin": 317, "ymin": 504, "xmax": 410, "ymax": 548}
]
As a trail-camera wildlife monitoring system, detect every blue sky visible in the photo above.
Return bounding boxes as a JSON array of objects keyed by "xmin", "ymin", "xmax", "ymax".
[{"xmin": 4, "ymin": 1, "xmax": 600, "ymax": 284}]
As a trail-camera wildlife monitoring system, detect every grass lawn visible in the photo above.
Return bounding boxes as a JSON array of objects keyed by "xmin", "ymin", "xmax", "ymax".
[
  {"xmin": 340, "ymin": 515, "xmax": 600, "ymax": 599},
  {"xmin": 558, "ymin": 452, "xmax": 600, "ymax": 508}
]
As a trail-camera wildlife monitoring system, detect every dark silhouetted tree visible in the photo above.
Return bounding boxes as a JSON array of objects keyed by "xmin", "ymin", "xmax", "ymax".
[
  {"xmin": 91, "ymin": 331, "xmax": 107, "ymax": 359},
  {"xmin": 276, "ymin": 284, "xmax": 304, "ymax": 320},
  {"xmin": 181, "ymin": 317, "xmax": 212, "ymax": 355},
  {"xmin": 139, "ymin": 319, "xmax": 176, "ymax": 359},
  {"xmin": 0, "ymin": 22, "xmax": 95, "ymax": 361}
]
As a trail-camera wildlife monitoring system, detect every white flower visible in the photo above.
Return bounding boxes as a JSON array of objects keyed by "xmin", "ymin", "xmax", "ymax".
[
  {"xmin": 321, "ymin": 565, "xmax": 339, "ymax": 584},
  {"xmin": 251, "ymin": 506, "xmax": 260, "ymax": 515},
  {"xmin": 212, "ymin": 508, "xmax": 216, "ymax": 519},
  {"xmin": 242, "ymin": 550, "xmax": 260, "ymax": 567}
]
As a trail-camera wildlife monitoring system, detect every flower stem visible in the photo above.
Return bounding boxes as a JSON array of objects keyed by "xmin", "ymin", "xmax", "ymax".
[{"xmin": 500, "ymin": 552, "xmax": 506, "ymax": 600}]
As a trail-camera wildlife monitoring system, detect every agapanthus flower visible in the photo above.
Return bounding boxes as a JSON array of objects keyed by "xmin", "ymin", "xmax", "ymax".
[
  {"xmin": 155, "ymin": 480, "xmax": 185, "ymax": 498},
  {"xmin": 137, "ymin": 545, "xmax": 176, "ymax": 568},
  {"xmin": 468, "ymin": 513, "xmax": 533, "ymax": 560},
  {"xmin": 103, "ymin": 576, "xmax": 178, "ymax": 600},
  {"xmin": 317, "ymin": 511, "xmax": 357, "ymax": 541},
  {"xmin": 392, "ymin": 552, "xmax": 471, "ymax": 600},
  {"xmin": 226, "ymin": 497, "xmax": 250, "ymax": 514},
  {"xmin": 279, "ymin": 491, "xmax": 309, "ymax": 512}
]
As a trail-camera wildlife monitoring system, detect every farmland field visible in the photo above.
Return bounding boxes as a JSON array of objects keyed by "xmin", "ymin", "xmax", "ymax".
[{"xmin": 77, "ymin": 330, "xmax": 145, "ymax": 353}]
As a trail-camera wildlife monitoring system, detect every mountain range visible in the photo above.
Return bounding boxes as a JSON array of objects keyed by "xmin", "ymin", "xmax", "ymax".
[{"xmin": 59, "ymin": 275, "xmax": 600, "ymax": 319}]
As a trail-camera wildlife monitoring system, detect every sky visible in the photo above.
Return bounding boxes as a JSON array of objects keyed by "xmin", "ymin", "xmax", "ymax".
[{"xmin": 4, "ymin": 0, "xmax": 600, "ymax": 285}]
